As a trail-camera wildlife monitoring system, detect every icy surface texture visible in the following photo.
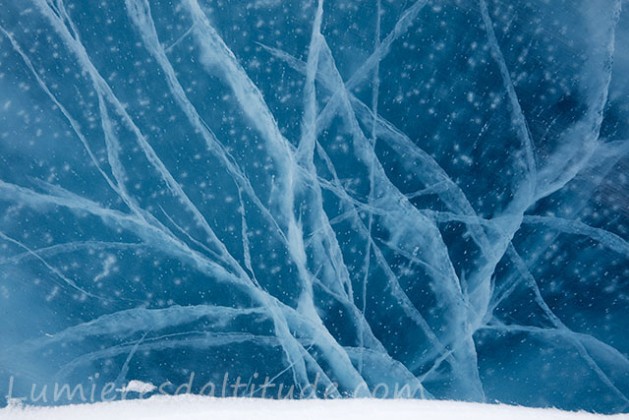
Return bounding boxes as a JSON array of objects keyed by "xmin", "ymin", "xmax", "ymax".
[{"xmin": 0, "ymin": 0, "xmax": 628, "ymax": 414}]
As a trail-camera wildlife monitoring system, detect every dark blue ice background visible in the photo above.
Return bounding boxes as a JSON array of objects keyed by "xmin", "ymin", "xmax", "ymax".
[{"xmin": 0, "ymin": 0, "xmax": 628, "ymax": 414}]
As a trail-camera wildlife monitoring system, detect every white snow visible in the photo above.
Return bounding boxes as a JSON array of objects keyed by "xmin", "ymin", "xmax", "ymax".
[
  {"xmin": 117, "ymin": 380, "xmax": 157, "ymax": 395},
  {"xmin": 0, "ymin": 396, "xmax": 624, "ymax": 420}
]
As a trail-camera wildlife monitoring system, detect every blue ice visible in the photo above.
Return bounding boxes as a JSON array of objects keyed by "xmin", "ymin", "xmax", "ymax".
[{"xmin": 0, "ymin": 0, "xmax": 627, "ymax": 414}]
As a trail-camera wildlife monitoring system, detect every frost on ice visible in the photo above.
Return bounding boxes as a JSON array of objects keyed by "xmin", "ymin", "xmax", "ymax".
[{"xmin": 0, "ymin": 0, "xmax": 628, "ymax": 414}]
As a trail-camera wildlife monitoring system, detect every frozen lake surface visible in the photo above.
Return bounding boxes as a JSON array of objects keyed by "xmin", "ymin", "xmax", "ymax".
[{"xmin": 0, "ymin": 0, "xmax": 627, "ymax": 414}]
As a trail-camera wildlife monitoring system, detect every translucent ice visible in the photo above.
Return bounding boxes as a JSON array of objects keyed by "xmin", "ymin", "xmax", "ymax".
[{"xmin": 0, "ymin": 0, "xmax": 627, "ymax": 414}]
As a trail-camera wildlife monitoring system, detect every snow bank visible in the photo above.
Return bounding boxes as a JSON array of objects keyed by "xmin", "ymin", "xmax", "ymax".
[{"xmin": 0, "ymin": 397, "xmax": 624, "ymax": 420}]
